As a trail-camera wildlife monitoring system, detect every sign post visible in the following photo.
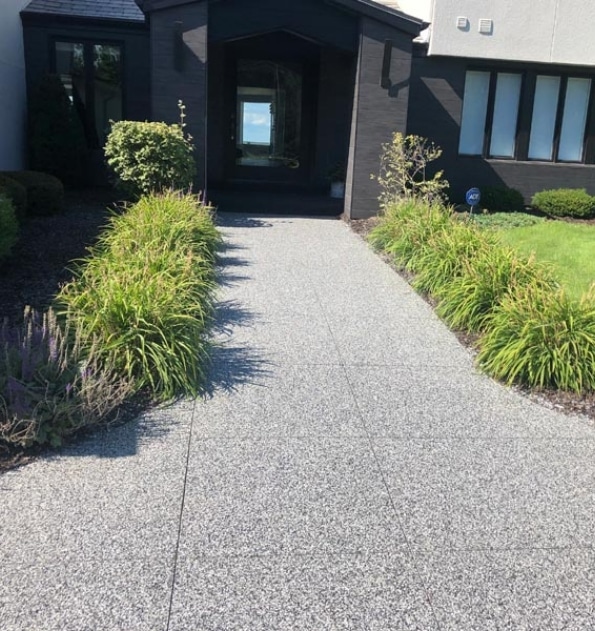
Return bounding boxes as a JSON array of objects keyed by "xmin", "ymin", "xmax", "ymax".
[{"xmin": 465, "ymin": 187, "xmax": 481, "ymax": 218}]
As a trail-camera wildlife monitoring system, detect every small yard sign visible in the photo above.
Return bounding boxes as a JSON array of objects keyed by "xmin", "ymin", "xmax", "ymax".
[{"xmin": 466, "ymin": 187, "xmax": 481, "ymax": 207}]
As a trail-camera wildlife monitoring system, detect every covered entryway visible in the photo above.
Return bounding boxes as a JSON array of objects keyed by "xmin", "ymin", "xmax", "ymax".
[{"xmin": 146, "ymin": 0, "xmax": 424, "ymax": 218}]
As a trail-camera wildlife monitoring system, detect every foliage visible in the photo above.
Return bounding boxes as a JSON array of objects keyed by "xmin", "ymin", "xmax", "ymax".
[
  {"xmin": 104, "ymin": 102, "xmax": 196, "ymax": 198},
  {"xmin": 478, "ymin": 287, "xmax": 595, "ymax": 393},
  {"xmin": 0, "ymin": 174, "xmax": 27, "ymax": 221},
  {"xmin": 27, "ymin": 74, "xmax": 88, "ymax": 186},
  {"xmin": 479, "ymin": 186, "xmax": 525, "ymax": 212},
  {"xmin": 5, "ymin": 171, "xmax": 64, "ymax": 216},
  {"xmin": 372, "ymin": 132, "xmax": 449, "ymax": 207},
  {"xmin": 498, "ymin": 221, "xmax": 595, "ymax": 301},
  {"xmin": 470, "ymin": 211, "xmax": 544, "ymax": 230},
  {"xmin": 436, "ymin": 247, "xmax": 555, "ymax": 332},
  {"xmin": 531, "ymin": 188, "xmax": 595, "ymax": 218},
  {"xmin": 0, "ymin": 307, "xmax": 131, "ymax": 448},
  {"xmin": 57, "ymin": 192, "xmax": 220, "ymax": 400},
  {"xmin": 0, "ymin": 196, "xmax": 19, "ymax": 263}
]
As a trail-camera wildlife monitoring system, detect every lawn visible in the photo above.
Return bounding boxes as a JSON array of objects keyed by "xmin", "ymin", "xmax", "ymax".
[{"xmin": 495, "ymin": 220, "xmax": 595, "ymax": 300}]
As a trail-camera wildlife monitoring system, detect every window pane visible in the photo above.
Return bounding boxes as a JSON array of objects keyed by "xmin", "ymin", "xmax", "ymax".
[
  {"xmin": 489, "ymin": 73, "xmax": 522, "ymax": 158},
  {"xmin": 558, "ymin": 78, "xmax": 591, "ymax": 162},
  {"xmin": 459, "ymin": 71, "xmax": 490, "ymax": 155},
  {"xmin": 55, "ymin": 42, "xmax": 85, "ymax": 105},
  {"xmin": 528, "ymin": 75, "xmax": 560, "ymax": 160},
  {"xmin": 93, "ymin": 45, "xmax": 122, "ymax": 147}
]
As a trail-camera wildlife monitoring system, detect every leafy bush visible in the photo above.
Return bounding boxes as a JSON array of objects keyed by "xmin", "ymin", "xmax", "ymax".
[
  {"xmin": 57, "ymin": 192, "xmax": 220, "ymax": 400},
  {"xmin": 436, "ymin": 247, "xmax": 555, "ymax": 332},
  {"xmin": 478, "ymin": 287, "xmax": 595, "ymax": 392},
  {"xmin": 531, "ymin": 188, "xmax": 595, "ymax": 218},
  {"xmin": 105, "ymin": 102, "xmax": 196, "ymax": 198},
  {"xmin": 470, "ymin": 211, "xmax": 544, "ymax": 230},
  {"xmin": 372, "ymin": 132, "xmax": 449, "ymax": 207},
  {"xmin": 5, "ymin": 171, "xmax": 64, "ymax": 216},
  {"xmin": 480, "ymin": 186, "xmax": 525, "ymax": 212},
  {"xmin": 0, "ymin": 308, "xmax": 131, "ymax": 447},
  {"xmin": 0, "ymin": 196, "xmax": 19, "ymax": 263},
  {"xmin": 0, "ymin": 174, "xmax": 27, "ymax": 221},
  {"xmin": 27, "ymin": 74, "xmax": 88, "ymax": 186}
]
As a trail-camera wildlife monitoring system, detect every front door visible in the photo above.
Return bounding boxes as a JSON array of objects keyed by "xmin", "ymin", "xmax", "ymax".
[{"xmin": 227, "ymin": 56, "xmax": 314, "ymax": 185}]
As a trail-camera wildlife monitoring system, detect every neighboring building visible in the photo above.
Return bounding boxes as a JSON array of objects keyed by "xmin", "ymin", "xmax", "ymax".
[
  {"xmin": 403, "ymin": 0, "xmax": 595, "ymax": 202},
  {"xmin": 0, "ymin": 0, "xmax": 30, "ymax": 170},
  {"xmin": 18, "ymin": 0, "xmax": 595, "ymax": 216}
]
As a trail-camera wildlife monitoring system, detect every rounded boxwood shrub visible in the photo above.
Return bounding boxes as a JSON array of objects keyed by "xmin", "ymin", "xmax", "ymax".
[
  {"xmin": 531, "ymin": 188, "xmax": 595, "ymax": 218},
  {"xmin": 0, "ymin": 173, "xmax": 27, "ymax": 221},
  {"xmin": 105, "ymin": 104, "xmax": 196, "ymax": 199},
  {"xmin": 0, "ymin": 196, "xmax": 19, "ymax": 263},
  {"xmin": 481, "ymin": 186, "xmax": 525, "ymax": 212},
  {"xmin": 5, "ymin": 171, "xmax": 64, "ymax": 216}
]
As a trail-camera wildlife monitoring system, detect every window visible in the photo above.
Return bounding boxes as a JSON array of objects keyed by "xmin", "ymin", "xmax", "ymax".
[
  {"xmin": 460, "ymin": 68, "xmax": 594, "ymax": 164},
  {"xmin": 459, "ymin": 71, "xmax": 522, "ymax": 158},
  {"xmin": 55, "ymin": 41, "xmax": 123, "ymax": 149}
]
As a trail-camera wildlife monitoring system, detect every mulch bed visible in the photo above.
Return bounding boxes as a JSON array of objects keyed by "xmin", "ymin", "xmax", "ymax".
[
  {"xmin": 0, "ymin": 189, "xmax": 125, "ymax": 473},
  {"xmin": 347, "ymin": 216, "xmax": 595, "ymax": 424}
]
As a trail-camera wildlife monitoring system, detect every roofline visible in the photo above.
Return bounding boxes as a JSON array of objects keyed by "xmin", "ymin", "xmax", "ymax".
[
  {"xmin": 20, "ymin": 10, "xmax": 148, "ymax": 29},
  {"xmin": 138, "ymin": 0, "xmax": 424, "ymax": 35}
]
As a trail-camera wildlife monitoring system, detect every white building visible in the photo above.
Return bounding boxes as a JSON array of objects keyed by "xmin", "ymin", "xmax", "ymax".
[{"xmin": 0, "ymin": 0, "xmax": 29, "ymax": 170}]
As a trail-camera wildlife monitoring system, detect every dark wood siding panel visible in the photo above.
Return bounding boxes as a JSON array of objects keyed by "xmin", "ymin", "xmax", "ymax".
[
  {"xmin": 151, "ymin": 2, "xmax": 208, "ymax": 190},
  {"xmin": 208, "ymin": 0, "xmax": 358, "ymax": 53},
  {"xmin": 408, "ymin": 54, "xmax": 595, "ymax": 202},
  {"xmin": 346, "ymin": 17, "xmax": 413, "ymax": 219}
]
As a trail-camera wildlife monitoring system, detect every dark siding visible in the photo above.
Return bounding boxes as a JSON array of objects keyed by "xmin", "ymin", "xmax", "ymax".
[
  {"xmin": 151, "ymin": 2, "xmax": 208, "ymax": 191},
  {"xmin": 313, "ymin": 48, "xmax": 356, "ymax": 187},
  {"xmin": 346, "ymin": 17, "xmax": 413, "ymax": 219},
  {"xmin": 209, "ymin": 0, "xmax": 358, "ymax": 53},
  {"xmin": 408, "ymin": 53, "xmax": 595, "ymax": 203},
  {"xmin": 206, "ymin": 41, "xmax": 226, "ymax": 186}
]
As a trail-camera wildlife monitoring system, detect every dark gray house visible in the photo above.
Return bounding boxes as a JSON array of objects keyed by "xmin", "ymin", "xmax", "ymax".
[
  {"xmin": 21, "ymin": 0, "xmax": 424, "ymax": 218},
  {"xmin": 19, "ymin": 0, "xmax": 595, "ymax": 217}
]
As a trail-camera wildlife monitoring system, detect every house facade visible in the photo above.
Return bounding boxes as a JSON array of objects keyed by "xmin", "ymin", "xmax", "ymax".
[
  {"xmin": 18, "ymin": 0, "xmax": 595, "ymax": 216},
  {"xmin": 404, "ymin": 0, "xmax": 595, "ymax": 202}
]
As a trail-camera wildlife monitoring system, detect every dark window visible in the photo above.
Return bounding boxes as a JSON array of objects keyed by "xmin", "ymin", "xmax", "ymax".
[{"xmin": 55, "ymin": 41, "xmax": 123, "ymax": 149}]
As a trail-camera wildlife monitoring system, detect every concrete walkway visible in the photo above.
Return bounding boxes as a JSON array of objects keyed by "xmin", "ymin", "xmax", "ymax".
[{"xmin": 2, "ymin": 213, "xmax": 595, "ymax": 630}]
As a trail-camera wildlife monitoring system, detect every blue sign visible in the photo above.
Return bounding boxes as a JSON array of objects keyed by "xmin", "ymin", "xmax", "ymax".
[{"xmin": 466, "ymin": 187, "xmax": 481, "ymax": 206}]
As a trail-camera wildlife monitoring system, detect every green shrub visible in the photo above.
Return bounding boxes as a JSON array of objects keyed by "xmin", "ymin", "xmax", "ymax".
[
  {"xmin": 0, "ymin": 196, "xmax": 19, "ymax": 263},
  {"xmin": 0, "ymin": 174, "xmax": 27, "ymax": 221},
  {"xmin": 470, "ymin": 211, "xmax": 544, "ymax": 230},
  {"xmin": 478, "ymin": 287, "xmax": 595, "ymax": 392},
  {"xmin": 480, "ymin": 186, "xmax": 525, "ymax": 212},
  {"xmin": 57, "ymin": 192, "xmax": 220, "ymax": 400},
  {"xmin": 531, "ymin": 188, "xmax": 595, "ymax": 218},
  {"xmin": 411, "ymin": 220, "xmax": 494, "ymax": 295},
  {"xmin": 436, "ymin": 247, "xmax": 556, "ymax": 332},
  {"xmin": 0, "ymin": 307, "xmax": 131, "ymax": 447},
  {"xmin": 371, "ymin": 132, "xmax": 449, "ymax": 207},
  {"xmin": 369, "ymin": 198, "xmax": 451, "ymax": 267},
  {"xmin": 27, "ymin": 74, "xmax": 88, "ymax": 186},
  {"xmin": 105, "ymin": 103, "xmax": 196, "ymax": 198},
  {"xmin": 5, "ymin": 171, "xmax": 64, "ymax": 216}
]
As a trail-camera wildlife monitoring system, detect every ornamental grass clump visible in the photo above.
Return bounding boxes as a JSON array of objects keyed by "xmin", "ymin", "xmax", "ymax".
[
  {"xmin": 435, "ymin": 247, "xmax": 556, "ymax": 332},
  {"xmin": 478, "ymin": 287, "xmax": 595, "ymax": 393},
  {"xmin": 57, "ymin": 191, "xmax": 220, "ymax": 400},
  {"xmin": 0, "ymin": 307, "xmax": 131, "ymax": 447}
]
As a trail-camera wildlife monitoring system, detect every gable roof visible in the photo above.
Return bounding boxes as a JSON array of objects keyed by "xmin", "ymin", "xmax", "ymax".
[{"xmin": 22, "ymin": 0, "xmax": 145, "ymax": 22}]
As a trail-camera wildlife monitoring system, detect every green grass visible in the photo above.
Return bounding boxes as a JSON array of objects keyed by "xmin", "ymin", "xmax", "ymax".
[{"xmin": 497, "ymin": 221, "xmax": 595, "ymax": 300}]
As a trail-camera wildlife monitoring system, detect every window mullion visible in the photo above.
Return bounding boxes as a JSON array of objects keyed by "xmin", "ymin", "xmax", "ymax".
[
  {"xmin": 552, "ymin": 76, "xmax": 567, "ymax": 162},
  {"xmin": 483, "ymin": 71, "xmax": 498, "ymax": 157}
]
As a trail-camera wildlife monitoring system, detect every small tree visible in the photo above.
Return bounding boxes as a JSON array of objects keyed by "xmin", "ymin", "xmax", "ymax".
[
  {"xmin": 372, "ymin": 132, "xmax": 449, "ymax": 208},
  {"xmin": 27, "ymin": 74, "xmax": 88, "ymax": 186},
  {"xmin": 104, "ymin": 101, "xmax": 196, "ymax": 198}
]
